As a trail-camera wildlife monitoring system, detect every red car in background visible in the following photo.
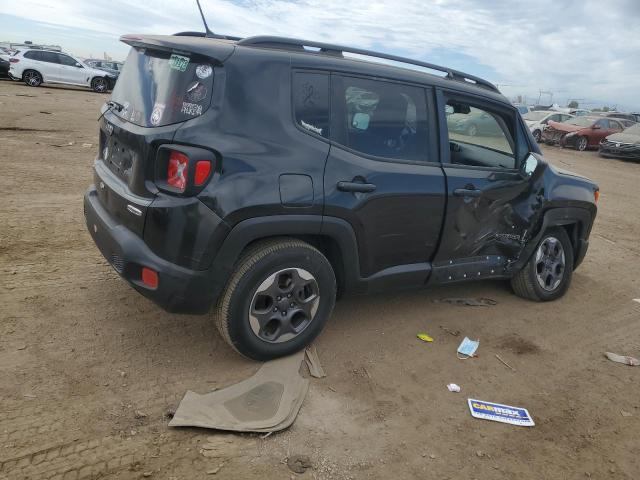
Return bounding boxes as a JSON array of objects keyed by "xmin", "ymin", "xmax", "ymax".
[{"xmin": 543, "ymin": 116, "xmax": 626, "ymax": 151}]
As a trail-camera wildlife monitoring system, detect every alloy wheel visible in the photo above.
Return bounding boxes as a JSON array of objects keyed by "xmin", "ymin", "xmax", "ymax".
[
  {"xmin": 577, "ymin": 137, "xmax": 588, "ymax": 151},
  {"xmin": 24, "ymin": 71, "xmax": 40, "ymax": 86},
  {"xmin": 534, "ymin": 236, "xmax": 565, "ymax": 292},
  {"xmin": 248, "ymin": 268, "xmax": 320, "ymax": 343},
  {"xmin": 93, "ymin": 78, "xmax": 107, "ymax": 92}
]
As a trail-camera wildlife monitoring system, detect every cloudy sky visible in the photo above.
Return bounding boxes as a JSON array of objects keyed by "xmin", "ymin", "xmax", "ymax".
[{"xmin": 1, "ymin": 0, "xmax": 639, "ymax": 110}]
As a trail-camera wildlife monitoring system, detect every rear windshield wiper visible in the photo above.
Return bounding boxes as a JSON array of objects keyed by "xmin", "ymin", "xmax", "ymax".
[{"xmin": 97, "ymin": 100, "xmax": 125, "ymax": 122}]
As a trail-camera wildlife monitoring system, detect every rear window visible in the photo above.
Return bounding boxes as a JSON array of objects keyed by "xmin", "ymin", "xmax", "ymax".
[{"xmin": 111, "ymin": 47, "xmax": 214, "ymax": 127}]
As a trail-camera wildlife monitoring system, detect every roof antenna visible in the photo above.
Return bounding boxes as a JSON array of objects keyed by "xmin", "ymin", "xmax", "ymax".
[{"xmin": 195, "ymin": 0, "xmax": 214, "ymax": 37}]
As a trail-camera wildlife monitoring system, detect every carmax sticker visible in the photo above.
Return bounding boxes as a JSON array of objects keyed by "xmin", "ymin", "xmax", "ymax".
[{"xmin": 468, "ymin": 399, "xmax": 534, "ymax": 427}]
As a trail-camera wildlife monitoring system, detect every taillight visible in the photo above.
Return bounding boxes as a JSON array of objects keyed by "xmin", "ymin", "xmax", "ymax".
[
  {"xmin": 9, "ymin": 58, "xmax": 19, "ymax": 63},
  {"xmin": 194, "ymin": 160, "xmax": 211, "ymax": 186},
  {"xmin": 155, "ymin": 145, "xmax": 216, "ymax": 195},
  {"xmin": 594, "ymin": 189, "xmax": 600, "ymax": 204},
  {"xmin": 167, "ymin": 151, "xmax": 189, "ymax": 191}
]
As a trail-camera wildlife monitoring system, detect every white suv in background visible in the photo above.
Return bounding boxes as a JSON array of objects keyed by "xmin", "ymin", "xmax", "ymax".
[
  {"xmin": 8, "ymin": 49, "xmax": 116, "ymax": 93},
  {"xmin": 522, "ymin": 110, "xmax": 574, "ymax": 142}
]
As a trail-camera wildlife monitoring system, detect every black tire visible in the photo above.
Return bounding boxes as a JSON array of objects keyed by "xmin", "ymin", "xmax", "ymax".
[
  {"xmin": 576, "ymin": 136, "xmax": 588, "ymax": 151},
  {"xmin": 511, "ymin": 228, "xmax": 574, "ymax": 302},
  {"xmin": 91, "ymin": 77, "xmax": 109, "ymax": 93},
  {"xmin": 215, "ymin": 238, "xmax": 336, "ymax": 360},
  {"xmin": 23, "ymin": 70, "xmax": 42, "ymax": 87},
  {"xmin": 533, "ymin": 129, "xmax": 542, "ymax": 142}
]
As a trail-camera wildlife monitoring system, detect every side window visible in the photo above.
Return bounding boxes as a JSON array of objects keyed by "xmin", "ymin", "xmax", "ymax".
[
  {"xmin": 24, "ymin": 51, "xmax": 40, "ymax": 60},
  {"xmin": 595, "ymin": 119, "xmax": 608, "ymax": 129},
  {"xmin": 445, "ymin": 99, "xmax": 516, "ymax": 169},
  {"xmin": 292, "ymin": 72, "xmax": 329, "ymax": 138},
  {"xmin": 609, "ymin": 120, "xmax": 621, "ymax": 129},
  {"xmin": 41, "ymin": 52, "xmax": 60, "ymax": 64},
  {"xmin": 549, "ymin": 114, "xmax": 561, "ymax": 122},
  {"xmin": 58, "ymin": 54, "xmax": 77, "ymax": 66},
  {"xmin": 332, "ymin": 76, "xmax": 428, "ymax": 161}
]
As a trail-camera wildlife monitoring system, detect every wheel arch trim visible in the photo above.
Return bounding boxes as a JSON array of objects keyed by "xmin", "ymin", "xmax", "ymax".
[
  {"xmin": 512, "ymin": 206, "xmax": 594, "ymax": 272},
  {"xmin": 207, "ymin": 215, "xmax": 362, "ymax": 302}
]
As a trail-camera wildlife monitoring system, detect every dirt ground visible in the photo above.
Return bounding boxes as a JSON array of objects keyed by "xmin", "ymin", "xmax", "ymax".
[{"xmin": 1, "ymin": 79, "xmax": 639, "ymax": 480}]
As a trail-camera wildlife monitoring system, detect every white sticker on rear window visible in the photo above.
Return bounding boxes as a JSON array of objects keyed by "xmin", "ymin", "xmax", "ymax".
[
  {"xmin": 181, "ymin": 102, "xmax": 203, "ymax": 116},
  {"xmin": 150, "ymin": 103, "xmax": 165, "ymax": 126},
  {"xmin": 196, "ymin": 64, "xmax": 212, "ymax": 79},
  {"xmin": 169, "ymin": 54, "xmax": 190, "ymax": 72},
  {"xmin": 185, "ymin": 81, "xmax": 207, "ymax": 103}
]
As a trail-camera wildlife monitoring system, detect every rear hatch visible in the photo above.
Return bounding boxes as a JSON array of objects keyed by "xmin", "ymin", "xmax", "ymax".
[{"xmin": 96, "ymin": 36, "xmax": 233, "ymax": 236}]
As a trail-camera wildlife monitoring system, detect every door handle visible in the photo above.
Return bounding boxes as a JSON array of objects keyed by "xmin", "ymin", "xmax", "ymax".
[
  {"xmin": 453, "ymin": 188, "xmax": 482, "ymax": 198},
  {"xmin": 337, "ymin": 181, "xmax": 376, "ymax": 193}
]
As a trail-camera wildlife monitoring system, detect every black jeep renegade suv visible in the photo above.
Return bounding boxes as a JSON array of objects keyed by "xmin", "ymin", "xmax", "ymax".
[{"xmin": 84, "ymin": 33, "xmax": 599, "ymax": 360}]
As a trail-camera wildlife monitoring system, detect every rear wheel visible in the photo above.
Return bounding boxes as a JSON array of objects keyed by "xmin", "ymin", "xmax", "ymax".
[
  {"xmin": 511, "ymin": 228, "xmax": 574, "ymax": 301},
  {"xmin": 91, "ymin": 77, "xmax": 108, "ymax": 93},
  {"xmin": 215, "ymin": 238, "xmax": 336, "ymax": 360},
  {"xmin": 466, "ymin": 124, "xmax": 478, "ymax": 136},
  {"xmin": 23, "ymin": 70, "xmax": 42, "ymax": 87},
  {"xmin": 576, "ymin": 136, "xmax": 588, "ymax": 151}
]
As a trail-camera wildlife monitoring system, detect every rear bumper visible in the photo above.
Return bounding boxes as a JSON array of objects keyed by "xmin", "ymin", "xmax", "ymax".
[{"xmin": 84, "ymin": 186, "xmax": 217, "ymax": 314}]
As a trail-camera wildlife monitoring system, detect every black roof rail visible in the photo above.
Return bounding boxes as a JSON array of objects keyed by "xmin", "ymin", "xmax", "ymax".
[{"xmin": 237, "ymin": 35, "xmax": 499, "ymax": 93}]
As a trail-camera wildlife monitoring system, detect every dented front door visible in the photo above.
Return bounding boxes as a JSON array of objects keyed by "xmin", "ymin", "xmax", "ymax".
[
  {"xmin": 430, "ymin": 92, "xmax": 541, "ymax": 284},
  {"xmin": 434, "ymin": 166, "xmax": 538, "ymax": 267}
]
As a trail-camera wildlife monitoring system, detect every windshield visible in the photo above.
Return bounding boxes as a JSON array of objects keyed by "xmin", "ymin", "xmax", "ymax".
[
  {"xmin": 565, "ymin": 117, "xmax": 594, "ymax": 127},
  {"xmin": 111, "ymin": 47, "xmax": 214, "ymax": 127},
  {"xmin": 523, "ymin": 111, "xmax": 549, "ymax": 121}
]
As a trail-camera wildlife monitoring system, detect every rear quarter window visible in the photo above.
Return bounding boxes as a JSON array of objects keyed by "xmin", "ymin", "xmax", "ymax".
[
  {"xmin": 24, "ymin": 51, "xmax": 41, "ymax": 60},
  {"xmin": 293, "ymin": 72, "xmax": 329, "ymax": 138}
]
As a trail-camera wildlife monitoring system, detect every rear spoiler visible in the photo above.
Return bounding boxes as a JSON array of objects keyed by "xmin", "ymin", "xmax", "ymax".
[{"xmin": 120, "ymin": 34, "xmax": 236, "ymax": 64}]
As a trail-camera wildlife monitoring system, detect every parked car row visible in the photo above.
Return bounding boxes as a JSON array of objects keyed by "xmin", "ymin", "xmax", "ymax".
[
  {"xmin": 519, "ymin": 104, "xmax": 639, "ymax": 161},
  {"xmin": 5, "ymin": 48, "xmax": 120, "ymax": 93}
]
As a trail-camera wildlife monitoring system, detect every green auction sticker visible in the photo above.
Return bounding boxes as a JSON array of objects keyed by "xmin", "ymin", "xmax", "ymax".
[{"xmin": 169, "ymin": 54, "xmax": 190, "ymax": 72}]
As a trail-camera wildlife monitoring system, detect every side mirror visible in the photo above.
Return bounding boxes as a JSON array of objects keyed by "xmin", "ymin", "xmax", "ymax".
[
  {"xmin": 592, "ymin": 124, "xmax": 601, "ymax": 130},
  {"xmin": 75, "ymin": 62, "xmax": 83, "ymax": 68},
  {"xmin": 522, "ymin": 154, "xmax": 538, "ymax": 177}
]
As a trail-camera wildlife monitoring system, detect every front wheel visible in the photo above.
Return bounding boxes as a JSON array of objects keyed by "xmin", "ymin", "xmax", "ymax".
[
  {"xmin": 533, "ymin": 129, "xmax": 542, "ymax": 142},
  {"xmin": 511, "ymin": 228, "xmax": 574, "ymax": 301},
  {"xmin": 576, "ymin": 136, "xmax": 588, "ymax": 151},
  {"xmin": 91, "ymin": 77, "xmax": 109, "ymax": 93},
  {"xmin": 215, "ymin": 238, "xmax": 336, "ymax": 360}
]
